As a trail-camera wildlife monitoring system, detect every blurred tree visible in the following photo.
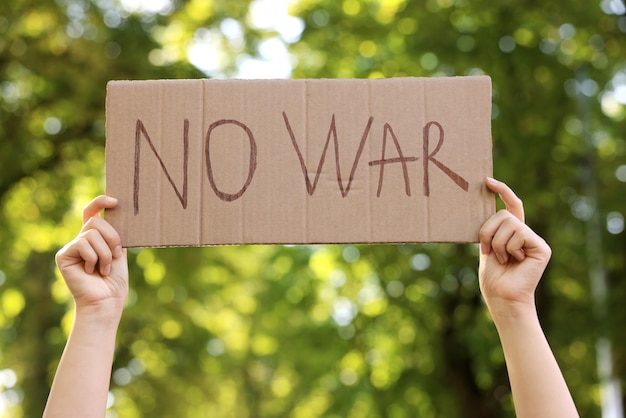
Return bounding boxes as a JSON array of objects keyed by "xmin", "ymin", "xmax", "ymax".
[{"xmin": 0, "ymin": 0, "xmax": 625, "ymax": 417}]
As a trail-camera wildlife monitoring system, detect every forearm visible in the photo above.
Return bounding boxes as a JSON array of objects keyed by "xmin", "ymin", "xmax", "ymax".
[
  {"xmin": 44, "ymin": 312, "xmax": 120, "ymax": 418},
  {"xmin": 491, "ymin": 307, "xmax": 578, "ymax": 418}
]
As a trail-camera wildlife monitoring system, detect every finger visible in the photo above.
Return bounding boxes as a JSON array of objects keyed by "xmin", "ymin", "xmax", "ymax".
[
  {"xmin": 489, "ymin": 218, "xmax": 519, "ymax": 264},
  {"xmin": 81, "ymin": 217, "xmax": 123, "ymax": 258},
  {"xmin": 505, "ymin": 229, "xmax": 528, "ymax": 262},
  {"xmin": 82, "ymin": 196, "xmax": 118, "ymax": 225},
  {"xmin": 79, "ymin": 228, "xmax": 114, "ymax": 276},
  {"xmin": 59, "ymin": 236, "xmax": 99, "ymax": 275},
  {"xmin": 485, "ymin": 177, "xmax": 525, "ymax": 223},
  {"xmin": 76, "ymin": 239, "xmax": 99, "ymax": 274},
  {"xmin": 512, "ymin": 226, "xmax": 552, "ymax": 264},
  {"xmin": 479, "ymin": 209, "xmax": 516, "ymax": 255},
  {"xmin": 480, "ymin": 211, "xmax": 525, "ymax": 264}
]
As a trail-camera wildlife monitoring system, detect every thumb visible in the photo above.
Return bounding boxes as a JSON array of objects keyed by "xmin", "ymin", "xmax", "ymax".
[{"xmin": 485, "ymin": 177, "xmax": 525, "ymax": 223}]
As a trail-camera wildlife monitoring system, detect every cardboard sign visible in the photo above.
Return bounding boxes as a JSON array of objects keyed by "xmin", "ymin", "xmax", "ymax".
[{"xmin": 105, "ymin": 77, "xmax": 494, "ymax": 247}]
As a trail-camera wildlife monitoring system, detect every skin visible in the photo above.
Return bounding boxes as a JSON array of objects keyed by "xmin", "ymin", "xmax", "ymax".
[
  {"xmin": 480, "ymin": 177, "xmax": 578, "ymax": 418},
  {"xmin": 43, "ymin": 196, "xmax": 128, "ymax": 418},
  {"xmin": 44, "ymin": 180, "xmax": 578, "ymax": 417}
]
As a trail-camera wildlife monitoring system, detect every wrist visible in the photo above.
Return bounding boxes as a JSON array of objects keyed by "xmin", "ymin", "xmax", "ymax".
[
  {"xmin": 484, "ymin": 297, "xmax": 538, "ymax": 325},
  {"xmin": 74, "ymin": 301, "xmax": 124, "ymax": 331}
]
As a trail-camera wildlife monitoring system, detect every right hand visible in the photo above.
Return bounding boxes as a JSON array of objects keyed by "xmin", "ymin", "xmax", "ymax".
[
  {"xmin": 55, "ymin": 196, "xmax": 128, "ymax": 318},
  {"xmin": 478, "ymin": 178, "xmax": 551, "ymax": 316}
]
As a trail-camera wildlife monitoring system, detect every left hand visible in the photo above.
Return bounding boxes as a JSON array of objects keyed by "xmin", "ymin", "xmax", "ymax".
[{"xmin": 55, "ymin": 196, "xmax": 128, "ymax": 318}]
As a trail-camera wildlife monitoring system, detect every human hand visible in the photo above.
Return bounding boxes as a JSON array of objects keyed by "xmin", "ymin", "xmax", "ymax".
[
  {"xmin": 55, "ymin": 196, "xmax": 128, "ymax": 321},
  {"xmin": 478, "ymin": 178, "xmax": 551, "ymax": 318}
]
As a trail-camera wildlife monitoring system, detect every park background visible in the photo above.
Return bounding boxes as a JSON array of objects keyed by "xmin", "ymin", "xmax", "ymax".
[{"xmin": 1, "ymin": 0, "xmax": 625, "ymax": 417}]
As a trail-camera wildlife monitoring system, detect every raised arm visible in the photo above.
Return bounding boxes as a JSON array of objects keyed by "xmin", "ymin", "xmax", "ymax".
[
  {"xmin": 44, "ymin": 196, "xmax": 128, "ymax": 418},
  {"xmin": 479, "ymin": 178, "xmax": 578, "ymax": 418}
]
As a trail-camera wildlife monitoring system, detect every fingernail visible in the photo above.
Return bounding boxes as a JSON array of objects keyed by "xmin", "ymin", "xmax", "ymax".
[
  {"xmin": 480, "ymin": 243, "xmax": 490, "ymax": 254},
  {"xmin": 114, "ymin": 246, "xmax": 123, "ymax": 258},
  {"xmin": 103, "ymin": 264, "xmax": 111, "ymax": 276},
  {"xmin": 486, "ymin": 177, "xmax": 498, "ymax": 185}
]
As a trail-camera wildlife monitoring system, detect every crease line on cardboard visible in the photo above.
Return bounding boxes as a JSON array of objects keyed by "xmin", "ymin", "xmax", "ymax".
[
  {"xmin": 197, "ymin": 79, "xmax": 204, "ymax": 246},
  {"xmin": 158, "ymin": 81, "xmax": 164, "ymax": 245},
  {"xmin": 421, "ymin": 78, "xmax": 431, "ymax": 242},
  {"xmin": 201, "ymin": 79, "xmax": 209, "ymax": 245},
  {"xmin": 240, "ymin": 80, "xmax": 248, "ymax": 244},
  {"xmin": 304, "ymin": 79, "xmax": 309, "ymax": 243},
  {"xmin": 367, "ymin": 80, "xmax": 373, "ymax": 242}
]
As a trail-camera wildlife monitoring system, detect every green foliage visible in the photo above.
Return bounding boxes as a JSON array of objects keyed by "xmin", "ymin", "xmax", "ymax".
[{"xmin": 1, "ymin": 0, "xmax": 625, "ymax": 417}]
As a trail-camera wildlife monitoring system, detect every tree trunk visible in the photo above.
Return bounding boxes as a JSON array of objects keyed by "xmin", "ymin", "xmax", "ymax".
[{"xmin": 18, "ymin": 251, "xmax": 58, "ymax": 417}]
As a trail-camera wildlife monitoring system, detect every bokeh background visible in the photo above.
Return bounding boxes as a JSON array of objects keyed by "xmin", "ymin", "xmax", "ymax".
[{"xmin": 1, "ymin": 0, "xmax": 625, "ymax": 417}]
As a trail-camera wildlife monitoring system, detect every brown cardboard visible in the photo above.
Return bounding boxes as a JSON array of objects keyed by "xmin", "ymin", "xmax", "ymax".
[{"xmin": 105, "ymin": 77, "xmax": 494, "ymax": 247}]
